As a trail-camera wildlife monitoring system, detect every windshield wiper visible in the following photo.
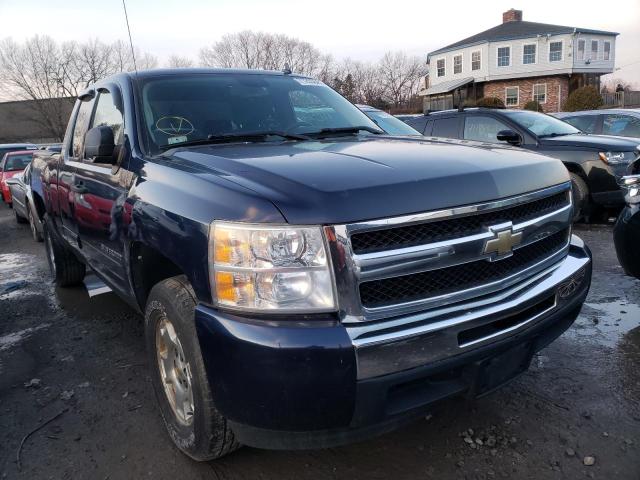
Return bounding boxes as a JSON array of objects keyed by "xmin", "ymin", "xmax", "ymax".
[
  {"xmin": 537, "ymin": 132, "xmax": 573, "ymax": 138},
  {"xmin": 305, "ymin": 126, "xmax": 384, "ymax": 138},
  {"xmin": 159, "ymin": 131, "xmax": 310, "ymax": 150}
]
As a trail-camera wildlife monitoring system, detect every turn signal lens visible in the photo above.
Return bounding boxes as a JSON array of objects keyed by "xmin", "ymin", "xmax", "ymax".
[{"xmin": 209, "ymin": 222, "xmax": 336, "ymax": 313}]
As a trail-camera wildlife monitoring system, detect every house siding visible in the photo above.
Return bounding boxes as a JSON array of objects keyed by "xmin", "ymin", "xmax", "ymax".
[
  {"xmin": 483, "ymin": 75, "xmax": 569, "ymax": 113},
  {"xmin": 572, "ymin": 33, "xmax": 616, "ymax": 73},
  {"xmin": 430, "ymin": 43, "xmax": 489, "ymax": 87}
]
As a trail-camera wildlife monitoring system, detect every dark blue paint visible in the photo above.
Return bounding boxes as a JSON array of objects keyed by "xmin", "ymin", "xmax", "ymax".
[{"xmin": 195, "ymin": 305, "xmax": 356, "ymax": 430}]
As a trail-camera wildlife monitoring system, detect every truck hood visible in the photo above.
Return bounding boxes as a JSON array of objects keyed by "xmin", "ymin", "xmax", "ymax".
[
  {"xmin": 167, "ymin": 137, "xmax": 569, "ymax": 224},
  {"xmin": 539, "ymin": 133, "xmax": 640, "ymax": 151}
]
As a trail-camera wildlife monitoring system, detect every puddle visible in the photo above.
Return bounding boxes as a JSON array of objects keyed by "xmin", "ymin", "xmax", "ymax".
[
  {"xmin": 0, "ymin": 324, "xmax": 50, "ymax": 352},
  {"xmin": 567, "ymin": 299, "xmax": 640, "ymax": 348},
  {"xmin": 0, "ymin": 253, "xmax": 48, "ymax": 299}
]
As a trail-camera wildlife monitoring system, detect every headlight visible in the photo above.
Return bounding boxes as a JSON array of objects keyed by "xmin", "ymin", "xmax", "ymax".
[
  {"xmin": 620, "ymin": 174, "xmax": 640, "ymax": 204},
  {"xmin": 209, "ymin": 222, "xmax": 336, "ymax": 313},
  {"xmin": 598, "ymin": 151, "xmax": 635, "ymax": 165}
]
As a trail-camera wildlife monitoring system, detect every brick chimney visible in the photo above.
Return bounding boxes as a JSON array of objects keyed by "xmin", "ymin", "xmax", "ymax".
[{"xmin": 502, "ymin": 9, "xmax": 523, "ymax": 23}]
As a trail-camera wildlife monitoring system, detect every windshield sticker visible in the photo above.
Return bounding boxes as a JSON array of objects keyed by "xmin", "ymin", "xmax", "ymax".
[
  {"xmin": 294, "ymin": 77, "xmax": 326, "ymax": 87},
  {"xmin": 167, "ymin": 136, "xmax": 188, "ymax": 145}
]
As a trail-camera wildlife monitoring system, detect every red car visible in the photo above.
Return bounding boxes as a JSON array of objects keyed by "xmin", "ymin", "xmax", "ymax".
[{"xmin": 1, "ymin": 150, "xmax": 34, "ymax": 206}]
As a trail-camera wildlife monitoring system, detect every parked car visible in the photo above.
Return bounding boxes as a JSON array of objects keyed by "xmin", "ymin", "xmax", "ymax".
[
  {"xmin": 554, "ymin": 109, "xmax": 640, "ymax": 139},
  {"xmin": 0, "ymin": 142, "xmax": 37, "ymax": 160},
  {"xmin": 613, "ymin": 158, "xmax": 640, "ymax": 278},
  {"xmin": 37, "ymin": 143, "xmax": 63, "ymax": 153},
  {"xmin": 1, "ymin": 150, "xmax": 34, "ymax": 206},
  {"xmin": 356, "ymin": 105, "xmax": 420, "ymax": 136},
  {"xmin": 32, "ymin": 68, "xmax": 591, "ymax": 461},
  {"xmin": 5, "ymin": 163, "xmax": 43, "ymax": 241},
  {"xmin": 405, "ymin": 108, "xmax": 640, "ymax": 220}
]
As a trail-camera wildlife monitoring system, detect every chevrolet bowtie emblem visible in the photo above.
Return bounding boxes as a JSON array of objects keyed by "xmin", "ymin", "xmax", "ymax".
[{"xmin": 483, "ymin": 225, "xmax": 523, "ymax": 259}]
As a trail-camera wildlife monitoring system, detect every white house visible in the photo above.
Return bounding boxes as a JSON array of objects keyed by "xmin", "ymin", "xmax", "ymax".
[{"xmin": 421, "ymin": 9, "xmax": 618, "ymax": 112}]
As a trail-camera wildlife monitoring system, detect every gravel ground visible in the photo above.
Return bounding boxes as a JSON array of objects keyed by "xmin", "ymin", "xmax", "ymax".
[{"xmin": 0, "ymin": 206, "xmax": 639, "ymax": 480}]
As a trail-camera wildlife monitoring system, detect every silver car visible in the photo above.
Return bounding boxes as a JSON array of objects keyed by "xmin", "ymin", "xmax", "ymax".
[
  {"xmin": 554, "ymin": 109, "xmax": 640, "ymax": 139},
  {"xmin": 5, "ymin": 163, "xmax": 43, "ymax": 242}
]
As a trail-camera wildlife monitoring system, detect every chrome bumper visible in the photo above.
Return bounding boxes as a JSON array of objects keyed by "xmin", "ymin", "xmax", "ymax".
[{"xmin": 350, "ymin": 234, "xmax": 591, "ymax": 379}]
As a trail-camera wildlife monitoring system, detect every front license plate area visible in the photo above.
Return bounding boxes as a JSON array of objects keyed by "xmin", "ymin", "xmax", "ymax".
[{"xmin": 472, "ymin": 342, "xmax": 534, "ymax": 397}]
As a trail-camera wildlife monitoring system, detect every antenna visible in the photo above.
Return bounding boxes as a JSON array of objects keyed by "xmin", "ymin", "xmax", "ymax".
[{"xmin": 122, "ymin": 0, "xmax": 138, "ymax": 74}]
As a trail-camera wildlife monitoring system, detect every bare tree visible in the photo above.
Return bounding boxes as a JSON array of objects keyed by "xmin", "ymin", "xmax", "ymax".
[
  {"xmin": 378, "ymin": 51, "xmax": 427, "ymax": 108},
  {"xmin": 0, "ymin": 35, "xmax": 158, "ymax": 140},
  {"xmin": 166, "ymin": 54, "xmax": 194, "ymax": 68},
  {"xmin": 199, "ymin": 31, "xmax": 333, "ymax": 78}
]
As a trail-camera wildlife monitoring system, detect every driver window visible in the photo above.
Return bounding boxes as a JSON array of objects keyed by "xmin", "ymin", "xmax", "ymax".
[
  {"xmin": 71, "ymin": 99, "xmax": 95, "ymax": 158},
  {"xmin": 463, "ymin": 116, "xmax": 510, "ymax": 143},
  {"xmin": 89, "ymin": 91, "xmax": 124, "ymax": 151}
]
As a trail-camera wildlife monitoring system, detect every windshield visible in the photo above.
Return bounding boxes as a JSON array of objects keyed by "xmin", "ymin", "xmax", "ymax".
[
  {"xmin": 363, "ymin": 110, "xmax": 421, "ymax": 136},
  {"xmin": 139, "ymin": 73, "xmax": 381, "ymax": 153},
  {"xmin": 4, "ymin": 154, "xmax": 32, "ymax": 171},
  {"xmin": 505, "ymin": 110, "xmax": 580, "ymax": 137}
]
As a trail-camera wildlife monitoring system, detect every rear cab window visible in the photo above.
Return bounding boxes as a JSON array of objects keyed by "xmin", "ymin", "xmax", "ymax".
[
  {"xmin": 431, "ymin": 117, "xmax": 460, "ymax": 139},
  {"xmin": 602, "ymin": 114, "xmax": 640, "ymax": 137},
  {"xmin": 563, "ymin": 115, "xmax": 598, "ymax": 134},
  {"xmin": 463, "ymin": 115, "xmax": 511, "ymax": 143}
]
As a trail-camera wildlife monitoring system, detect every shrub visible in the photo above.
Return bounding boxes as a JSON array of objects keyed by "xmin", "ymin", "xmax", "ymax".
[
  {"xmin": 563, "ymin": 86, "xmax": 603, "ymax": 112},
  {"xmin": 476, "ymin": 97, "xmax": 505, "ymax": 108},
  {"xmin": 524, "ymin": 100, "xmax": 544, "ymax": 112}
]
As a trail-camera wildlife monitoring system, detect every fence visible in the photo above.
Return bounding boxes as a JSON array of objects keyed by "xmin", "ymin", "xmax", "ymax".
[{"xmin": 601, "ymin": 91, "xmax": 640, "ymax": 108}]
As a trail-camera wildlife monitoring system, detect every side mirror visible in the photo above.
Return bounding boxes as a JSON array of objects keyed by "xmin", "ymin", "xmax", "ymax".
[
  {"xmin": 5, "ymin": 177, "xmax": 20, "ymax": 186},
  {"xmin": 84, "ymin": 126, "xmax": 115, "ymax": 164},
  {"xmin": 496, "ymin": 129, "xmax": 522, "ymax": 146}
]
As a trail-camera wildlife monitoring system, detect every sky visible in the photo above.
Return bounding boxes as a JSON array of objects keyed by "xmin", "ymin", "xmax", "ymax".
[{"xmin": 1, "ymin": 0, "xmax": 639, "ymax": 84}]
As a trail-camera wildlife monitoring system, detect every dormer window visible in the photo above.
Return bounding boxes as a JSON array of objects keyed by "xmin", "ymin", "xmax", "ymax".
[
  {"xmin": 591, "ymin": 40, "xmax": 599, "ymax": 60},
  {"xmin": 471, "ymin": 51, "xmax": 481, "ymax": 70},
  {"xmin": 523, "ymin": 44, "xmax": 536, "ymax": 64},
  {"xmin": 453, "ymin": 55, "xmax": 462, "ymax": 74},
  {"xmin": 604, "ymin": 41, "xmax": 611, "ymax": 60},
  {"xmin": 549, "ymin": 41, "xmax": 563, "ymax": 62},
  {"xmin": 497, "ymin": 47, "xmax": 510, "ymax": 67}
]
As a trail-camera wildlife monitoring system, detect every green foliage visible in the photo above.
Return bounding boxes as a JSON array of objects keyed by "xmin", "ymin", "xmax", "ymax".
[
  {"xmin": 476, "ymin": 97, "xmax": 505, "ymax": 108},
  {"xmin": 524, "ymin": 100, "xmax": 544, "ymax": 112},
  {"xmin": 563, "ymin": 86, "xmax": 603, "ymax": 112}
]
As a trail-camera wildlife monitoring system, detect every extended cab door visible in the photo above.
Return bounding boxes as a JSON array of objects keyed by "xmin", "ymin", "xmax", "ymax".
[{"xmin": 67, "ymin": 86, "xmax": 131, "ymax": 293}]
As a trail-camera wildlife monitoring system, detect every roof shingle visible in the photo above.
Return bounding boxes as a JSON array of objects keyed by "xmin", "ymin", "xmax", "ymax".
[{"xmin": 428, "ymin": 20, "xmax": 618, "ymax": 58}]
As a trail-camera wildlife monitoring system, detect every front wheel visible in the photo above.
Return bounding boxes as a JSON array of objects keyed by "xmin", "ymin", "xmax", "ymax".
[
  {"xmin": 43, "ymin": 214, "xmax": 86, "ymax": 286},
  {"xmin": 15, "ymin": 209, "xmax": 27, "ymax": 224},
  {"xmin": 570, "ymin": 173, "xmax": 589, "ymax": 222},
  {"xmin": 27, "ymin": 205, "xmax": 43, "ymax": 242},
  {"xmin": 145, "ymin": 276, "xmax": 239, "ymax": 461}
]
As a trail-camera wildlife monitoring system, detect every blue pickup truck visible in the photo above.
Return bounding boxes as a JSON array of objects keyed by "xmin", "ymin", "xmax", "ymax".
[{"xmin": 30, "ymin": 68, "xmax": 592, "ymax": 460}]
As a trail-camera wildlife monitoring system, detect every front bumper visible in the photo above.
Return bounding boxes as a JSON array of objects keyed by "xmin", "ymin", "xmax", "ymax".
[
  {"xmin": 614, "ymin": 203, "xmax": 640, "ymax": 278},
  {"xmin": 195, "ymin": 235, "xmax": 591, "ymax": 450}
]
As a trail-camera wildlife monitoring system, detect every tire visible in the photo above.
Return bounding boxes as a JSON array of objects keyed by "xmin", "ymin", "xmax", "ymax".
[
  {"xmin": 27, "ymin": 204, "xmax": 43, "ymax": 242},
  {"xmin": 570, "ymin": 173, "xmax": 589, "ymax": 222},
  {"xmin": 145, "ymin": 276, "xmax": 239, "ymax": 461},
  {"xmin": 15, "ymin": 209, "xmax": 28, "ymax": 224},
  {"xmin": 43, "ymin": 214, "xmax": 86, "ymax": 287}
]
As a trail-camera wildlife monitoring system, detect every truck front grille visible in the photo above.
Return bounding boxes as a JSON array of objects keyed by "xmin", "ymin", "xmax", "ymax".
[
  {"xmin": 351, "ymin": 191, "xmax": 569, "ymax": 255},
  {"xmin": 359, "ymin": 228, "xmax": 569, "ymax": 308}
]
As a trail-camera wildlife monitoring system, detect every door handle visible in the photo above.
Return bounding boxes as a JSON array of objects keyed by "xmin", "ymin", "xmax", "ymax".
[{"xmin": 70, "ymin": 182, "xmax": 88, "ymax": 193}]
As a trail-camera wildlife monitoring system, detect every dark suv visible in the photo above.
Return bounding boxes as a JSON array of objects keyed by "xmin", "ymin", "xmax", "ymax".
[{"xmin": 405, "ymin": 108, "xmax": 640, "ymax": 220}]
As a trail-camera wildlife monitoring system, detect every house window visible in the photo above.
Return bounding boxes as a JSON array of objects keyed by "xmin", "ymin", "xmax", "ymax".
[
  {"xmin": 604, "ymin": 41, "xmax": 611, "ymax": 60},
  {"xmin": 523, "ymin": 44, "xmax": 536, "ymax": 64},
  {"xmin": 471, "ymin": 51, "xmax": 481, "ymax": 70},
  {"xmin": 549, "ymin": 41, "xmax": 563, "ymax": 62},
  {"xmin": 453, "ymin": 55, "xmax": 462, "ymax": 74},
  {"xmin": 591, "ymin": 40, "xmax": 599, "ymax": 60},
  {"xmin": 497, "ymin": 47, "xmax": 510, "ymax": 67},
  {"xmin": 505, "ymin": 86, "xmax": 519, "ymax": 106},
  {"xmin": 577, "ymin": 39, "xmax": 585, "ymax": 60},
  {"xmin": 533, "ymin": 84, "xmax": 547, "ymax": 104},
  {"xmin": 437, "ymin": 58, "xmax": 445, "ymax": 77}
]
